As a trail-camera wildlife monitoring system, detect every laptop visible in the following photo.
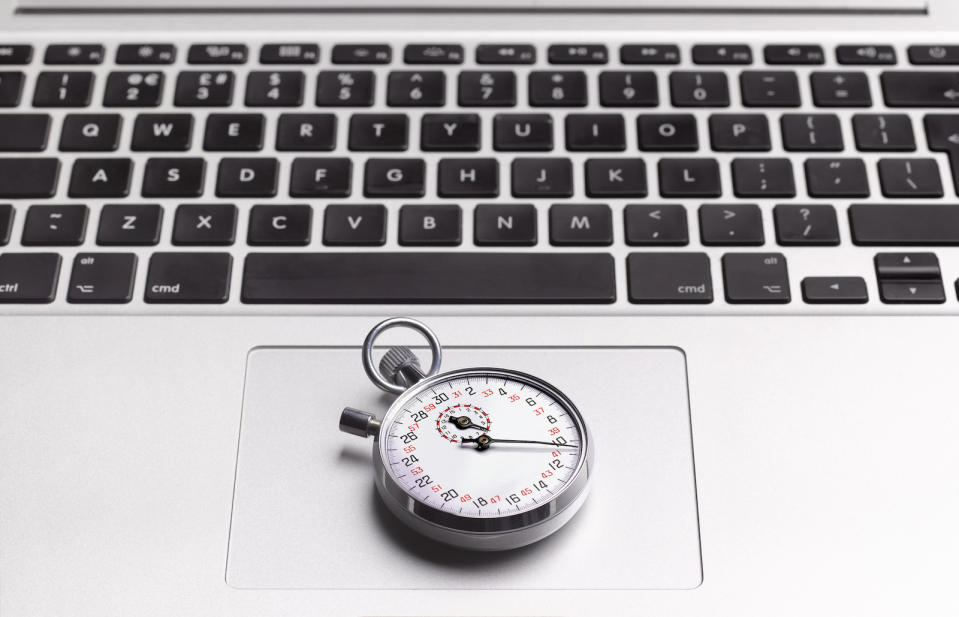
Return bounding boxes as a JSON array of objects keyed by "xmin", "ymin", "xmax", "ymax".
[{"xmin": 2, "ymin": 0, "xmax": 958, "ymax": 614}]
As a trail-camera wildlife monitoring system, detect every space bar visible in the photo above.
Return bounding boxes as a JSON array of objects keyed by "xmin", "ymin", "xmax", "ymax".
[{"xmin": 241, "ymin": 252, "xmax": 616, "ymax": 304}]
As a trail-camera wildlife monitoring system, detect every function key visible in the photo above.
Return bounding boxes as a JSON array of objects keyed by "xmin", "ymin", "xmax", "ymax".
[
  {"xmin": 547, "ymin": 44, "xmax": 608, "ymax": 65},
  {"xmin": 908, "ymin": 45, "xmax": 959, "ymax": 65},
  {"xmin": 404, "ymin": 44, "xmax": 463, "ymax": 64},
  {"xmin": 764, "ymin": 45, "xmax": 825, "ymax": 65},
  {"xmin": 620, "ymin": 44, "xmax": 680, "ymax": 65},
  {"xmin": 260, "ymin": 44, "xmax": 319, "ymax": 64},
  {"xmin": 692, "ymin": 44, "xmax": 752, "ymax": 65},
  {"xmin": 476, "ymin": 44, "xmax": 535, "ymax": 65},
  {"xmin": 836, "ymin": 44, "xmax": 896, "ymax": 65},
  {"xmin": 116, "ymin": 43, "xmax": 176, "ymax": 65},
  {"xmin": 187, "ymin": 44, "xmax": 247, "ymax": 64},
  {"xmin": 0, "ymin": 44, "xmax": 33, "ymax": 65},
  {"xmin": 332, "ymin": 44, "xmax": 392, "ymax": 64},
  {"xmin": 44, "ymin": 44, "xmax": 104, "ymax": 65}
]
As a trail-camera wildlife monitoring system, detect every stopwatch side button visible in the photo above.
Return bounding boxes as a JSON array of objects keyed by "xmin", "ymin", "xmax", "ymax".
[{"xmin": 339, "ymin": 407, "xmax": 381, "ymax": 438}]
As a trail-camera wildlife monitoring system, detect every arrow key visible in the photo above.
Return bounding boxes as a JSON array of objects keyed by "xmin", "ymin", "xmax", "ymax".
[
  {"xmin": 880, "ymin": 281, "xmax": 945, "ymax": 304},
  {"xmin": 801, "ymin": 276, "xmax": 868, "ymax": 304},
  {"xmin": 67, "ymin": 252, "xmax": 137, "ymax": 304},
  {"xmin": 874, "ymin": 252, "xmax": 941, "ymax": 279}
]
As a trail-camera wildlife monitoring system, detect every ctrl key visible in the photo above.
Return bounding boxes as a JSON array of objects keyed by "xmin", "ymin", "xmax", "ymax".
[
  {"xmin": 0, "ymin": 253, "xmax": 61, "ymax": 303},
  {"xmin": 627, "ymin": 252, "xmax": 713, "ymax": 304},
  {"xmin": 144, "ymin": 252, "xmax": 232, "ymax": 304}
]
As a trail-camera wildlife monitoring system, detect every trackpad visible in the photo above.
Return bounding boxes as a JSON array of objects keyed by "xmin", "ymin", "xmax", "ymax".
[{"xmin": 227, "ymin": 346, "xmax": 702, "ymax": 589}]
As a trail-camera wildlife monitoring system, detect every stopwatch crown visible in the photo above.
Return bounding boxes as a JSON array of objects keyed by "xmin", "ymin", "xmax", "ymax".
[{"xmin": 378, "ymin": 346, "xmax": 427, "ymax": 389}]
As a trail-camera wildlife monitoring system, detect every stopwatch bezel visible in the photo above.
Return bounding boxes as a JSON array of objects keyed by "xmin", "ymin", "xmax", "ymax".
[{"xmin": 373, "ymin": 366, "xmax": 592, "ymax": 540}]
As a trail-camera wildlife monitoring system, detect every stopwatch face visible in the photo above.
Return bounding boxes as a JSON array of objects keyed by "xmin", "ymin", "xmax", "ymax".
[{"xmin": 379, "ymin": 369, "xmax": 587, "ymax": 520}]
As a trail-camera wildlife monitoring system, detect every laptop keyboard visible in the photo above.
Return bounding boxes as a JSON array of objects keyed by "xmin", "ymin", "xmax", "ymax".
[{"xmin": 1, "ymin": 38, "xmax": 959, "ymax": 310}]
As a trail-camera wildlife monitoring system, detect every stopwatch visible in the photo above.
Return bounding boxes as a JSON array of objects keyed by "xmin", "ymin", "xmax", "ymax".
[{"xmin": 339, "ymin": 317, "xmax": 594, "ymax": 551}]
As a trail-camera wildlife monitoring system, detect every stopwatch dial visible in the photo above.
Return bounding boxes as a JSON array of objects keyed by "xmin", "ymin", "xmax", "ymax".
[{"xmin": 381, "ymin": 372, "xmax": 584, "ymax": 519}]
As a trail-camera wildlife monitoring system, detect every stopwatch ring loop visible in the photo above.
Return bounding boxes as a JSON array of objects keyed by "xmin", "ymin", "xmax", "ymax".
[{"xmin": 362, "ymin": 317, "xmax": 442, "ymax": 394}]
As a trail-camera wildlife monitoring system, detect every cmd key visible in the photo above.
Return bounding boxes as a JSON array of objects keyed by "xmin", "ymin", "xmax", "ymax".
[{"xmin": 144, "ymin": 252, "xmax": 232, "ymax": 303}]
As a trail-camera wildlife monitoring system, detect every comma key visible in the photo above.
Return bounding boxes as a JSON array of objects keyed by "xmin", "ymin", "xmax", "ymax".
[{"xmin": 144, "ymin": 252, "xmax": 232, "ymax": 303}]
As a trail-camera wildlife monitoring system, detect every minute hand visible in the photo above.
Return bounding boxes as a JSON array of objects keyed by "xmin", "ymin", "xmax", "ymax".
[{"xmin": 461, "ymin": 435, "xmax": 577, "ymax": 451}]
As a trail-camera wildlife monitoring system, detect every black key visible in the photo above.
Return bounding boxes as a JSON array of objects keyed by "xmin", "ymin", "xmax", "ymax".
[
  {"xmin": 493, "ymin": 114, "xmax": 553, "ymax": 151},
  {"xmin": 875, "ymin": 252, "xmax": 942, "ymax": 279},
  {"xmin": 723, "ymin": 253, "xmax": 790, "ymax": 304},
  {"xmin": 548, "ymin": 44, "xmax": 607, "ymax": 65},
  {"xmin": 585, "ymin": 158, "xmax": 647, "ymax": 197},
  {"xmin": 627, "ymin": 252, "xmax": 712, "ymax": 304},
  {"xmin": 67, "ymin": 253, "xmax": 137, "ymax": 303},
  {"xmin": 22, "ymin": 204, "xmax": 88, "ymax": 246},
  {"xmin": 349, "ymin": 114, "xmax": 408, "ymax": 151},
  {"xmin": 0, "ymin": 72, "xmax": 24, "ymax": 106},
  {"xmin": 33, "ymin": 71, "xmax": 94, "ymax": 107},
  {"xmin": 836, "ymin": 44, "xmax": 896, "ymax": 65},
  {"xmin": 0, "ymin": 158, "xmax": 59, "ymax": 198},
  {"xmin": 0, "ymin": 253, "xmax": 61, "ymax": 303},
  {"xmin": 437, "ymin": 158, "xmax": 498, "ymax": 197},
  {"xmin": 332, "ymin": 44, "xmax": 391, "ymax": 64},
  {"xmin": 187, "ymin": 44, "xmax": 247, "ymax": 64},
  {"xmin": 103, "ymin": 71, "xmax": 164, "ymax": 107},
  {"xmin": 142, "ymin": 158, "xmax": 206, "ymax": 197},
  {"xmin": 174, "ymin": 71, "xmax": 234, "ymax": 107},
  {"xmin": 245, "ymin": 71, "xmax": 304, "ymax": 107},
  {"xmin": 422, "ymin": 114, "xmax": 481, "ymax": 151},
  {"xmin": 476, "ymin": 44, "xmax": 536, "ymax": 65},
  {"xmin": 248, "ymin": 204, "xmax": 312, "ymax": 245},
  {"xmin": 0, "ymin": 45, "xmax": 33, "ymax": 65},
  {"xmin": 68, "ymin": 158, "xmax": 131, "ymax": 197},
  {"xmin": 511, "ymin": 158, "xmax": 573, "ymax": 197},
  {"xmin": 45, "ymin": 44, "xmax": 104, "ymax": 65},
  {"xmin": 0, "ymin": 203, "xmax": 11, "ymax": 245},
  {"xmin": 624, "ymin": 204, "xmax": 688, "ymax": 246},
  {"xmin": 364, "ymin": 158, "xmax": 425, "ymax": 197},
  {"xmin": 388, "ymin": 71, "xmax": 445, "ymax": 106},
  {"xmin": 699, "ymin": 204, "xmax": 764, "ymax": 246},
  {"xmin": 473, "ymin": 203, "xmax": 536, "ymax": 246},
  {"xmin": 116, "ymin": 43, "xmax": 176, "ymax": 65},
  {"xmin": 0, "ymin": 114, "xmax": 51, "ymax": 151},
  {"xmin": 528, "ymin": 71, "xmax": 587, "ymax": 107},
  {"xmin": 805, "ymin": 158, "xmax": 870, "ymax": 197},
  {"xmin": 60, "ymin": 114, "xmax": 122, "ymax": 151},
  {"xmin": 709, "ymin": 114, "xmax": 770, "ymax": 151},
  {"xmin": 692, "ymin": 44, "xmax": 752, "ymax": 65},
  {"xmin": 637, "ymin": 114, "xmax": 698, "ymax": 151},
  {"xmin": 811, "ymin": 71, "xmax": 871, "ymax": 107},
  {"xmin": 323, "ymin": 204, "xmax": 386, "ymax": 246},
  {"xmin": 259, "ymin": 44, "xmax": 319, "ymax": 65},
  {"xmin": 316, "ymin": 71, "xmax": 375, "ymax": 106},
  {"xmin": 97, "ymin": 203, "xmax": 162, "ymax": 245},
  {"xmin": 740, "ymin": 71, "xmax": 801, "ymax": 107},
  {"xmin": 620, "ymin": 44, "xmax": 680, "ymax": 65},
  {"xmin": 670, "ymin": 71, "xmax": 729, "ymax": 107},
  {"xmin": 276, "ymin": 113, "xmax": 336, "ymax": 151},
  {"xmin": 732, "ymin": 158, "xmax": 796, "ymax": 198},
  {"xmin": 144, "ymin": 252, "xmax": 232, "ymax": 303},
  {"xmin": 399, "ymin": 205, "xmax": 462, "ymax": 246},
  {"xmin": 132, "ymin": 113, "xmax": 193, "ymax": 151},
  {"xmin": 404, "ymin": 44, "xmax": 463, "ymax": 64},
  {"xmin": 204, "ymin": 114, "xmax": 264, "ymax": 151},
  {"xmin": 801, "ymin": 277, "xmax": 868, "ymax": 304},
  {"xmin": 241, "ymin": 252, "xmax": 616, "ymax": 304},
  {"xmin": 853, "ymin": 114, "xmax": 916, "ymax": 151},
  {"xmin": 882, "ymin": 71, "xmax": 959, "ymax": 107},
  {"xmin": 216, "ymin": 158, "xmax": 278, "ymax": 197},
  {"xmin": 773, "ymin": 204, "xmax": 840, "ymax": 246},
  {"xmin": 764, "ymin": 45, "xmax": 825, "ymax": 65},
  {"xmin": 878, "ymin": 158, "xmax": 943, "ymax": 198},
  {"xmin": 458, "ymin": 71, "xmax": 516, "ymax": 107},
  {"xmin": 926, "ymin": 114, "xmax": 959, "ymax": 194},
  {"xmin": 879, "ymin": 281, "xmax": 945, "ymax": 304},
  {"xmin": 566, "ymin": 114, "xmax": 626, "ymax": 151},
  {"xmin": 599, "ymin": 71, "xmax": 658, "ymax": 107},
  {"xmin": 849, "ymin": 204, "xmax": 959, "ymax": 245},
  {"xmin": 908, "ymin": 45, "xmax": 959, "ymax": 65},
  {"xmin": 549, "ymin": 203, "xmax": 612, "ymax": 246},
  {"xmin": 289, "ymin": 158, "xmax": 352, "ymax": 197},
  {"xmin": 781, "ymin": 113, "xmax": 843, "ymax": 151},
  {"xmin": 172, "ymin": 203, "xmax": 237, "ymax": 246},
  {"xmin": 658, "ymin": 159, "xmax": 721, "ymax": 197}
]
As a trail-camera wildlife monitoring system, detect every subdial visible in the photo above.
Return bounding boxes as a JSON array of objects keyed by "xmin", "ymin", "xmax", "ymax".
[{"xmin": 435, "ymin": 403, "xmax": 491, "ymax": 444}]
